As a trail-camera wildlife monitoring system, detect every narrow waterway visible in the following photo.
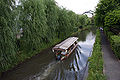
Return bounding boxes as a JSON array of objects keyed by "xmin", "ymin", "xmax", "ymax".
[{"xmin": 1, "ymin": 27, "xmax": 96, "ymax": 80}]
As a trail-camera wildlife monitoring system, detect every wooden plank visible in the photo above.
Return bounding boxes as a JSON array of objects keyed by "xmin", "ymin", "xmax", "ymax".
[{"xmin": 53, "ymin": 37, "xmax": 78, "ymax": 50}]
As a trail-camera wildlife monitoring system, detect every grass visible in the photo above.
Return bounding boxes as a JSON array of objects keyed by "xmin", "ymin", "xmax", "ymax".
[{"xmin": 87, "ymin": 30, "xmax": 106, "ymax": 80}]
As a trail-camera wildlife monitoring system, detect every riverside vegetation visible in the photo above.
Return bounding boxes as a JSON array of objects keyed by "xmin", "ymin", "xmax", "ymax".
[
  {"xmin": 0, "ymin": 0, "xmax": 91, "ymax": 73},
  {"xmin": 87, "ymin": 30, "xmax": 106, "ymax": 80},
  {"xmin": 95, "ymin": 0, "xmax": 120, "ymax": 59},
  {"xmin": 87, "ymin": 0, "xmax": 120, "ymax": 79}
]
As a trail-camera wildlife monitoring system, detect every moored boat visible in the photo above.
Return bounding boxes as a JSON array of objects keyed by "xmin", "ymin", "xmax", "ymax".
[{"xmin": 52, "ymin": 37, "xmax": 78, "ymax": 60}]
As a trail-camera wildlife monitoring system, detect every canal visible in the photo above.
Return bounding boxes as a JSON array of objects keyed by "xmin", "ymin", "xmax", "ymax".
[{"xmin": 1, "ymin": 27, "xmax": 96, "ymax": 80}]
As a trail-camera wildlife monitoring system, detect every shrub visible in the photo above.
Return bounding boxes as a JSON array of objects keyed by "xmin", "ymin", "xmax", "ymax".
[
  {"xmin": 104, "ymin": 9, "xmax": 120, "ymax": 27},
  {"xmin": 104, "ymin": 27, "xmax": 114, "ymax": 39},
  {"xmin": 104, "ymin": 27, "xmax": 120, "ymax": 59},
  {"xmin": 110, "ymin": 35, "xmax": 120, "ymax": 59}
]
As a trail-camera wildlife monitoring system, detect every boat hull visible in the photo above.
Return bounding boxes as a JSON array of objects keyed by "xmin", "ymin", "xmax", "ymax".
[{"xmin": 60, "ymin": 44, "xmax": 78, "ymax": 60}]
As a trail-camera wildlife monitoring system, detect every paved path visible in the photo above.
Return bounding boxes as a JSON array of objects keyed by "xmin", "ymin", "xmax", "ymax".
[{"xmin": 100, "ymin": 30, "xmax": 120, "ymax": 80}]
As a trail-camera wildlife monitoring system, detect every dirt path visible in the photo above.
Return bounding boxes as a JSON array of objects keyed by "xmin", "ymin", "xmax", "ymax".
[{"xmin": 100, "ymin": 30, "xmax": 120, "ymax": 80}]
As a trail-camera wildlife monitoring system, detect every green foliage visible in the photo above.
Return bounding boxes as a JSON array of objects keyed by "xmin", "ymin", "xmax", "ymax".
[
  {"xmin": 95, "ymin": 0, "xmax": 120, "ymax": 59},
  {"xmin": 105, "ymin": 9, "xmax": 120, "ymax": 27},
  {"xmin": 95, "ymin": 0, "xmax": 120, "ymax": 26},
  {"xmin": 87, "ymin": 30, "xmax": 106, "ymax": 80},
  {"xmin": 44, "ymin": 0, "xmax": 59, "ymax": 41},
  {"xmin": 0, "ymin": 0, "xmax": 91, "ymax": 72},
  {"xmin": 19, "ymin": 0, "xmax": 48, "ymax": 52},
  {"xmin": 0, "ymin": 0, "xmax": 18, "ymax": 72},
  {"xmin": 104, "ymin": 26, "xmax": 120, "ymax": 59},
  {"xmin": 57, "ymin": 9, "xmax": 71, "ymax": 38},
  {"xmin": 110, "ymin": 35, "xmax": 120, "ymax": 59},
  {"xmin": 104, "ymin": 27, "xmax": 114, "ymax": 39}
]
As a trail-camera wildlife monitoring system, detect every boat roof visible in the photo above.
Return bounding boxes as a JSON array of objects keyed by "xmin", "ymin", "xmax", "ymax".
[{"xmin": 53, "ymin": 37, "xmax": 78, "ymax": 50}]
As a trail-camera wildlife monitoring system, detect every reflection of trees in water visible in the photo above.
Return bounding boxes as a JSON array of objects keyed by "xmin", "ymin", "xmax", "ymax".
[
  {"xmin": 73, "ymin": 26, "xmax": 96, "ymax": 41},
  {"xmin": 78, "ymin": 31, "xmax": 90, "ymax": 41},
  {"xmin": 90, "ymin": 26, "xmax": 97, "ymax": 35}
]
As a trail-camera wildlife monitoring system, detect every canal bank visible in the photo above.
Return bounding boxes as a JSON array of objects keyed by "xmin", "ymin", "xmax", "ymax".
[
  {"xmin": 0, "ymin": 27, "xmax": 96, "ymax": 80},
  {"xmin": 87, "ymin": 30, "xmax": 106, "ymax": 80},
  {"xmin": 101, "ymin": 30, "xmax": 120, "ymax": 80}
]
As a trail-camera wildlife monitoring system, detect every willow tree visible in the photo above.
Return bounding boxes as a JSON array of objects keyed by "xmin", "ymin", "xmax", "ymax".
[
  {"xmin": 0, "ymin": 0, "xmax": 92, "ymax": 73},
  {"xmin": 19, "ymin": 0, "xmax": 48, "ymax": 52},
  {"xmin": 66, "ymin": 11, "xmax": 78, "ymax": 34},
  {"xmin": 44, "ymin": 0, "xmax": 59, "ymax": 42},
  {"xmin": 57, "ymin": 9, "xmax": 71, "ymax": 38},
  {"xmin": 0, "ymin": 0, "xmax": 17, "ymax": 72}
]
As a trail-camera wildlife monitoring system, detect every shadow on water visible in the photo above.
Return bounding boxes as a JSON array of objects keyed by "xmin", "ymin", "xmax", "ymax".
[{"xmin": 1, "ymin": 27, "xmax": 96, "ymax": 80}]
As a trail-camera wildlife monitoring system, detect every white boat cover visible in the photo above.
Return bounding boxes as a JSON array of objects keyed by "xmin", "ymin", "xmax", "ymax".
[{"xmin": 53, "ymin": 37, "xmax": 78, "ymax": 50}]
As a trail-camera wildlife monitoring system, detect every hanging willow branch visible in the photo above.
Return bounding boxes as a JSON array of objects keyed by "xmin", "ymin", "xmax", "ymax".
[{"xmin": 0, "ymin": 0, "xmax": 91, "ymax": 72}]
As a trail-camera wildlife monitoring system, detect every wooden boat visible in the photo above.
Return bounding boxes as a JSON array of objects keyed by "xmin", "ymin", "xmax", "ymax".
[{"xmin": 52, "ymin": 37, "xmax": 78, "ymax": 60}]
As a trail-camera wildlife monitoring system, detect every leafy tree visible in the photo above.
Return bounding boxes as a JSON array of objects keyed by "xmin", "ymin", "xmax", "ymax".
[
  {"xmin": 105, "ymin": 9, "xmax": 120, "ymax": 27},
  {"xmin": 57, "ymin": 8, "xmax": 70, "ymax": 38},
  {"xmin": 0, "ymin": 0, "xmax": 91, "ymax": 72},
  {"xmin": 44, "ymin": 0, "xmax": 59, "ymax": 41},
  {"xmin": 19, "ymin": 0, "xmax": 48, "ymax": 51},
  {"xmin": 0, "ymin": 0, "xmax": 17, "ymax": 72},
  {"xmin": 95, "ymin": 0, "xmax": 120, "ymax": 26},
  {"xmin": 95, "ymin": 0, "xmax": 120, "ymax": 60}
]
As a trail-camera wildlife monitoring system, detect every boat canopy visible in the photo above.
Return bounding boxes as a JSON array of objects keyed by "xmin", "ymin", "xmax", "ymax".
[{"xmin": 53, "ymin": 37, "xmax": 78, "ymax": 50}]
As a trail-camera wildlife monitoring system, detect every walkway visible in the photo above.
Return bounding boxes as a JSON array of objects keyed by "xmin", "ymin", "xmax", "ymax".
[{"xmin": 100, "ymin": 30, "xmax": 120, "ymax": 80}]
